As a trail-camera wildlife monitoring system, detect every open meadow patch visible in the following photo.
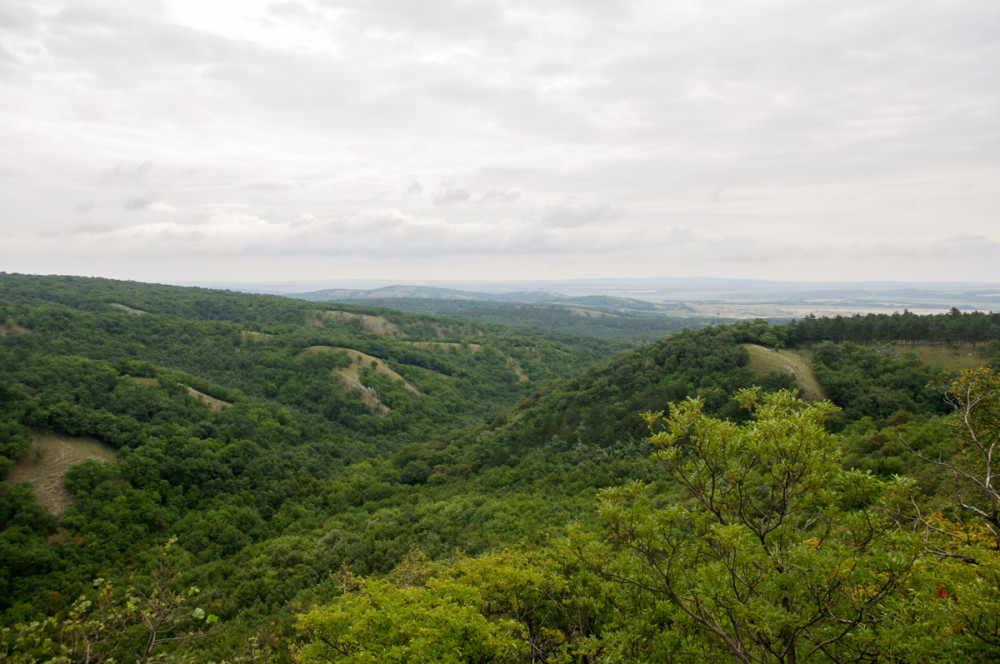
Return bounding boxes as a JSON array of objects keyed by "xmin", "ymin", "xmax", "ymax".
[
  {"xmin": 5, "ymin": 431, "xmax": 117, "ymax": 517},
  {"xmin": 109, "ymin": 302, "xmax": 149, "ymax": 315},
  {"xmin": 306, "ymin": 310, "xmax": 404, "ymax": 337},
  {"xmin": 882, "ymin": 341, "xmax": 993, "ymax": 372},
  {"xmin": 406, "ymin": 341, "xmax": 482, "ymax": 353},
  {"xmin": 298, "ymin": 345, "xmax": 420, "ymax": 394},
  {"xmin": 0, "ymin": 321, "xmax": 30, "ymax": 336},
  {"xmin": 744, "ymin": 344, "xmax": 825, "ymax": 401}
]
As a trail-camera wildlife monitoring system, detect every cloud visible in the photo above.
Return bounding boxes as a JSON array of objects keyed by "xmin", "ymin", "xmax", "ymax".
[
  {"xmin": 122, "ymin": 191, "xmax": 160, "ymax": 210},
  {"xmin": 100, "ymin": 162, "xmax": 154, "ymax": 187},
  {"xmin": 266, "ymin": 2, "xmax": 313, "ymax": 20},
  {"xmin": 478, "ymin": 189, "xmax": 520, "ymax": 204},
  {"xmin": 541, "ymin": 201, "xmax": 625, "ymax": 227},
  {"xmin": 432, "ymin": 186, "xmax": 471, "ymax": 205}
]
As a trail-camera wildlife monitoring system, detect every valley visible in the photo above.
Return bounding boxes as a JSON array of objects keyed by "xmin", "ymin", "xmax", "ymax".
[{"xmin": 2, "ymin": 272, "xmax": 1000, "ymax": 663}]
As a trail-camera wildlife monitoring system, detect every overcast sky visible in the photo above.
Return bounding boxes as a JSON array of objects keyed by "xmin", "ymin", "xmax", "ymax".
[{"xmin": 2, "ymin": 0, "xmax": 998, "ymax": 285}]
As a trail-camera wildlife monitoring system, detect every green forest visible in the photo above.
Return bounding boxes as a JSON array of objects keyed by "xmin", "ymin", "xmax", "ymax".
[{"xmin": 3, "ymin": 272, "xmax": 1000, "ymax": 662}]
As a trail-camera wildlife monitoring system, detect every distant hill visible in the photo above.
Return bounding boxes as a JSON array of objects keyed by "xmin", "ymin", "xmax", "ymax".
[
  {"xmin": 291, "ymin": 284, "xmax": 669, "ymax": 310},
  {"xmin": 290, "ymin": 285, "xmax": 732, "ymax": 341},
  {"xmin": 285, "ymin": 277, "xmax": 1000, "ymax": 320}
]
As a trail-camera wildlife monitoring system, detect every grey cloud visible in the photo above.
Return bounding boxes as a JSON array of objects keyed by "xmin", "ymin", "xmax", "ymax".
[
  {"xmin": 478, "ymin": 190, "xmax": 520, "ymax": 204},
  {"xmin": 122, "ymin": 191, "xmax": 159, "ymax": 210},
  {"xmin": 74, "ymin": 201, "xmax": 96, "ymax": 214},
  {"xmin": 101, "ymin": 162, "xmax": 153, "ymax": 187},
  {"xmin": 542, "ymin": 201, "xmax": 624, "ymax": 227},
  {"xmin": 0, "ymin": 5, "xmax": 34, "ymax": 29},
  {"xmin": 433, "ymin": 186, "xmax": 471, "ymax": 205}
]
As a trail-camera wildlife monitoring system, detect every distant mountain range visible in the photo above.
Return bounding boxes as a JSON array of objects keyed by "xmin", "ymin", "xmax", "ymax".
[
  {"xmin": 285, "ymin": 278, "xmax": 1000, "ymax": 318},
  {"xmin": 289, "ymin": 285, "xmax": 665, "ymax": 312}
]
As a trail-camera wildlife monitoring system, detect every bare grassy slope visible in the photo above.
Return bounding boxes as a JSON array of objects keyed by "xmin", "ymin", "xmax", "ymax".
[
  {"xmin": 5, "ymin": 432, "xmax": 117, "ymax": 516},
  {"xmin": 744, "ymin": 344, "xmax": 826, "ymax": 401}
]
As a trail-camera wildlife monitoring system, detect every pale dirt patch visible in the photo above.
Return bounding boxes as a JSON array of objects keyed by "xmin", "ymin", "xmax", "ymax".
[
  {"xmin": 110, "ymin": 302, "xmax": 149, "ymax": 315},
  {"xmin": 744, "ymin": 344, "xmax": 825, "ymax": 401},
  {"xmin": 340, "ymin": 376, "xmax": 390, "ymax": 416},
  {"xmin": 5, "ymin": 431, "xmax": 117, "ymax": 517},
  {"xmin": 507, "ymin": 358, "xmax": 529, "ymax": 382}
]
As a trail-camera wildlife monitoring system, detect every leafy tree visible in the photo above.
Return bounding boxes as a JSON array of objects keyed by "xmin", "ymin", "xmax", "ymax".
[
  {"xmin": 295, "ymin": 552, "xmax": 526, "ymax": 664},
  {"xmin": 0, "ymin": 537, "xmax": 216, "ymax": 663},
  {"xmin": 594, "ymin": 389, "xmax": 917, "ymax": 663},
  {"xmin": 901, "ymin": 368, "xmax": 1000, "ymax": 653},
  {"xmin": 908, "ymin": 367, "xmax": 1000, "ymax": 546}
]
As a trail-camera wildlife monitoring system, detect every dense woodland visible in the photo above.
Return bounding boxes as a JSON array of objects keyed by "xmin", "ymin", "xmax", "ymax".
[{"xmin": 3, "ymin": 273, "xmax": 1000, "ymax": 662}]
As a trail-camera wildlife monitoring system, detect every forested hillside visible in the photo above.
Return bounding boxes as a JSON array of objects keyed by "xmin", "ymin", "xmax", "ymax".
[
  {"xmin": 3, "ymin": 273, "xmax": 1000, "ymax": 662},
  {"xmin": 304, "ymin": 297, "xmax": 727, "ymax": 341}
]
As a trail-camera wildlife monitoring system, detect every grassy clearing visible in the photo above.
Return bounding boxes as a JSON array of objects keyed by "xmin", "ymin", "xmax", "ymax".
[
  {"xmin": 0, "ymin": 321, "xmax": 29, "ymax": 335},
  {"xmin": 128, "ymin": 376, "xmax": 231, "ymax": 410},
  {"xmin": 406, "ymin": 341, "xmax": 482, "ymax": 353},
  {"xmin": 5, "ymin": 432, "xmax": 117, "ymax": 517},
  {"xmin": 109, "ymin": 302, "xmax": 148, "ymax": 315},
  {"xmin": 876, "ymin": 342, "xmax": 993, "ymax": 372},
  {"xmin": 186, "ymin": 387, "xmax": 232, "ymax": 411},
  {"xmin": 507, "ymin": 358, "xmax": 528, "ymax": 382},
  {"xmin": 241, "ymin": 330, "xmax": 272, "ymax": 342},
  {"xmin": 745, "ymin": 344, "xmax": 825, "ymax": 401},
  {"xmin": 305, "ymin": 310, "xmax": 404, "ymax": 337},
  {"xmin": 299, "ymin": 346, "xmax": 420, "ymax": 394},
  {"xmin": 566, "ymin": 307, "xmax": 611, "ymax": 318}
]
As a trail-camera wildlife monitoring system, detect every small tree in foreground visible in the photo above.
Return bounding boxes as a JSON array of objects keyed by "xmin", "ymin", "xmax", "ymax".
[
  {"xmin": 902, "ymin": 368, "xmax": 1000, "ymax": 651},
  {"xmin": 0, "ymin": 537, "xmax": 216, "ymax": 664},
  {"xmin": 596, "ymin": 389, "xmax": 917, "ymax": 664}
]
